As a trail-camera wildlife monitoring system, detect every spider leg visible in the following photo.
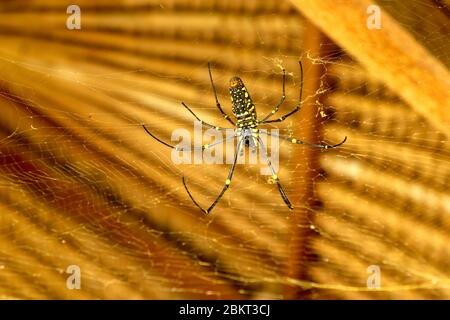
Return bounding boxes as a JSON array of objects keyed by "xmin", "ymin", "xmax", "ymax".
[
  {"xmin": 199, "ymin": 134, "xmax": 236, "ymax": 150},
  {"xmin": 142, "ymin": 125, "xmax": 234, "ymax": 150},
  {"xmin": 181, "ymin": 102, "xmax": 229, "ymax": 131},
  {"xmin": 208, "ymin": 62, "xmax": 236, "ymax": 126},
  {"xmin": 259, "ymin": 68, "xmax": 286, "ymax": 123},
  {"xmin": 142, "ymin": 125, "xmax": 177, "ymax": 149},
  {"xmin": 260, "ymin": 61, "xmax": 303, "ymax": 124},
  {"xmin": 183, "ymin": 137, "xmax": 243, "ymax": 214},
  {"xmin": 255, "ymin": 136, "xmax": 293, "ymax": 210},
  {"xmin": 261, "ymin": 131, "xmax": 347, "ymax": 149}
]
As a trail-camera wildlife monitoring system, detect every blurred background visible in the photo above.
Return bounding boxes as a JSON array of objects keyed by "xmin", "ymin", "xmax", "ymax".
[{"xmin": 0, "ymin": 0, "xmax": 449, "ymax": 299}]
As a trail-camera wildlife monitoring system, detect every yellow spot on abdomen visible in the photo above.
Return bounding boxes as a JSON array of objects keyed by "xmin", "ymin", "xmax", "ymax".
[
  {"xmin": 225, "ymin": 179, "xmax": 231, "ymax": 185},
  {"xmin": 291, "ymin": 139, "xmax": 297, "ymax": 143}
]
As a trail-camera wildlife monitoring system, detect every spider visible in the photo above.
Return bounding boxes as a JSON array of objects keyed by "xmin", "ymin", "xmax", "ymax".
[{"xmin": 143, "ymin": 62, "xmax": 347, "ymax": 214}]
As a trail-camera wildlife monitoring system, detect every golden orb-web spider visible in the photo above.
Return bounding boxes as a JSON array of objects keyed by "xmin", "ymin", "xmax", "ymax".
[{"xmin": 143, "ymin": 62, "xmax": 347, "ymax": 214}]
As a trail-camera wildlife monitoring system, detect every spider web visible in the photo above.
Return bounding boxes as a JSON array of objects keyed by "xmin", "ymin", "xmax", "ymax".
[{"xmin": 0, "ymin": 0, "xmax": 449, "ymax": 299}]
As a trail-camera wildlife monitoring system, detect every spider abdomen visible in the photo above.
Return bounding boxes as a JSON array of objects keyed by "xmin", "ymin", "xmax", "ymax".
[{"xmin": 229, "ymin": 76, "xmax": 257, "ymax": 128}]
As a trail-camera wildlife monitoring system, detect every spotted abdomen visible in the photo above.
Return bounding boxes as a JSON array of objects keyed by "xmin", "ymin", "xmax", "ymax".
[{"xmin": 229, "ymin": 76, "xmax": 257, "ymax": 128}]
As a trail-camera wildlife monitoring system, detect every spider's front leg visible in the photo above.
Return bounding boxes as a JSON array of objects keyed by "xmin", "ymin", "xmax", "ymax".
[
  {"xmin": 259, "ymin": 68, "xmax": 286, "ymax": 123},
  {"xmin": 208, "ymin": 62, "xmax": 236, "ymax": 126},
  {"xmin": 259, "ymin": 61, "xmax": 304, "ymax": 124}
]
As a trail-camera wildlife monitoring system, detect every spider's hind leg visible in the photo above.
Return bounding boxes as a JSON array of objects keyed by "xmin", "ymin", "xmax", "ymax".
[
  {"xmin": 184, "ymin": 138, "xmax": 244, "ymax": 214},
  {"xmin": 255, "ymin": 136, "xmax": 293, "ymax": 210}
]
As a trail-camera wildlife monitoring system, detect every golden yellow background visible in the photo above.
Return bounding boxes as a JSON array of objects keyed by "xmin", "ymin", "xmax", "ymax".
[{"xmin": 0, "ymin": 0, "xmax": 449, "ymax": 299}]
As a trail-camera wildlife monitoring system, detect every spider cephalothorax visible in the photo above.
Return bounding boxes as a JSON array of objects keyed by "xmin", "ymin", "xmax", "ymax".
[{"xmin": 143, "ymin": 62, "xmax": 347, "ymax": 214}]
